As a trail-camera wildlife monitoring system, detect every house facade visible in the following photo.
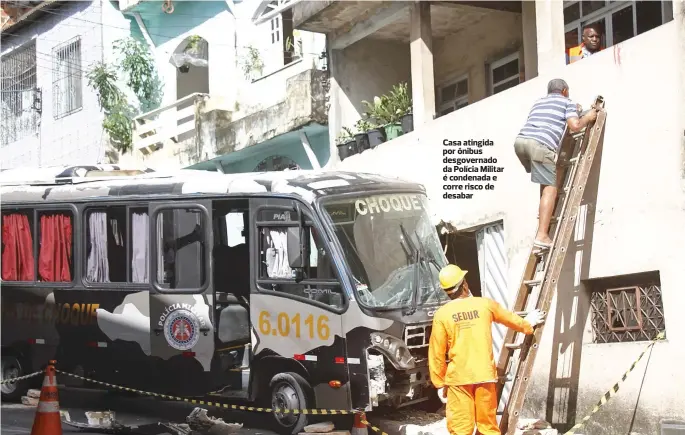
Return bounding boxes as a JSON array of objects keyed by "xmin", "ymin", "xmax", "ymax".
[
  {"xmin": 0, "ymin": 0, "xmax": 132, "ymax": 169},
  {"xmin": 293, "ymin": 1, "xmax": 685, "ymax": 433},
  {"xmin": 116, "ymin": 0, "xmax": 329, "ymax": 172},
  {"xmin": 1, "ymin": 0, "xmax": 329, "ymax": 174}
]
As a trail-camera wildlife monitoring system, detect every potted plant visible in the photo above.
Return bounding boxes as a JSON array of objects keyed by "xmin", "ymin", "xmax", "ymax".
[
  {"xmin": 388, "ymin": 82, "xmax": 413, "ymax": 134},
  {"xmin": 361, "ymin": 97, "xmax": 388, "ymax": 148},
  {"xmin": 354, "ymin": 118, "xmax": 373, "ymax": 153},
  {"xmin": 336, "ymin": 127, "xmax": 356, "ymax": 160}
]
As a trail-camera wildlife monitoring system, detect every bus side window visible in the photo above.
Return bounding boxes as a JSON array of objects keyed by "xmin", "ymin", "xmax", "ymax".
[
  {"xmin": 37, "ymin": 210, "xmax": 74, "ymax": 283},
  {"xmin": 1, "ymin": 210, "xmax": 36, "ymax": 282},
  {"xmin": 259, "ymin": 224, "xmax": 343, "ymax": 309},
  {"xmin": 85, "ymin": 206, "xmax": 127, "ymax": 283},
  {"xmin": 155, "ymin": 208, "xmax": 207, "ymax": 290}
]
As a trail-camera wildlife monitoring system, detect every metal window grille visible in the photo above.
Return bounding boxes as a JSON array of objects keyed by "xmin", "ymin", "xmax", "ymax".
[
  {"xmin": 52, "ymin": 37, "xmax": 83, "ymax": 119},
  {"xmin": 1, "ymin": 41, "xmax": 39, "ymax": 146},
  {"xmin": 590, "ymin": 282, "xmax": 665, "ymax": 343},
  {"xmin": 563, "ymin": 1, "xmax": 673, "ymax": 53}
]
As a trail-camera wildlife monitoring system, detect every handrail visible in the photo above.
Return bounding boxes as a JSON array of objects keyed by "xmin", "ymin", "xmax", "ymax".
[{"xmin": 133, "ymin": 92, "xmax": 208, "ymax": 121}]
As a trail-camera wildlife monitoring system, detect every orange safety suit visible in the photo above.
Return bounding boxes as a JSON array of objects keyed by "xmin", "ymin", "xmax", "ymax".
[
  {"xmin": 428, "ymin": 297, "xmax": 534, "ymax": 435},
  {"xmin": 567, "ymin": 43, "xmax": 603, "ymax": 64}
]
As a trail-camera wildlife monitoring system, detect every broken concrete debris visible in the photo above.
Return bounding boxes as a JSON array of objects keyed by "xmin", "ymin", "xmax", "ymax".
[
  {"xmin": 21, "ymin": 388, "xmax": 41, "ymax": 406},
  {"xmin": 514, "ymin": 418, "xmax": 559, "ymax": 435},
  {"xmin": 300, "ymin": 420, "xmax": 349, "ymax": 434},
  {"xmin": 186, "ymin": 407, "xmax": 242, "ymax": 434}
]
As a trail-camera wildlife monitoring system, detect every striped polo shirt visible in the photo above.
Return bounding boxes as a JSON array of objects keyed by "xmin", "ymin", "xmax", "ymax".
[{"xmin": 517, "ymin": 93, "xmax": 579, "ymax": 152}]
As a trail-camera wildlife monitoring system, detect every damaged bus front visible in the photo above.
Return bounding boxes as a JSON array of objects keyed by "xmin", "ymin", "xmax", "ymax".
[{"xmin": 318, "ymin": 190, "xmax": 450, "ymax": 411}]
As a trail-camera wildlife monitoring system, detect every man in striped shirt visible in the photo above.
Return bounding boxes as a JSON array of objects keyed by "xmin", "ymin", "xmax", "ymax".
[{"xmin": 514, "ymin": 79, "xmax": 597, "ymax": 248}]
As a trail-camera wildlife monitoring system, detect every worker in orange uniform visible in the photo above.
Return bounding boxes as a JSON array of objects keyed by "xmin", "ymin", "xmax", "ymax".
[
  {"xmin": 428, "ymin": 264, "xmax": 546, "ymax": 435},
  {"xmin": 567, "ymin": 23, "xmax": 603, "ymax": 64}
]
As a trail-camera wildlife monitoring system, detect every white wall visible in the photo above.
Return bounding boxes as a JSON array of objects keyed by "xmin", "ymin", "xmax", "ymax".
[
  {"xmin": 0, "ymin": 0, "xmax": 112, "ymax": 168},
  {"xmin": 333, "ymin": 22, "xmax": 685, "ymax": 432}
]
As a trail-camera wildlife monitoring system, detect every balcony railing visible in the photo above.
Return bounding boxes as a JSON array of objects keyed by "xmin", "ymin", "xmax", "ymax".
[{"xmin": 132, "ymin": 92, "xmax": 207, "ymax": 154}]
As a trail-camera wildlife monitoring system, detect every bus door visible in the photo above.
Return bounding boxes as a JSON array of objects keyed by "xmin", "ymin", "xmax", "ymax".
[
  {"xmin": 249, "ymin": 197, "xmax": 350, "ymax": 411},
  {"xmin": 148, "ymin": 200, "xmax": 214, "ymax": 395}
]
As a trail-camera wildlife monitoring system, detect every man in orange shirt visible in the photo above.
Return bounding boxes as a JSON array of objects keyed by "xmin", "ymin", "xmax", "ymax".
[
  {"xmin": 428, "ymin": 265, "xmax": 546, "ymax": 435},
  {"xmin": 567, "ymin": 23, "xmax": 603, "ymax": 64}
]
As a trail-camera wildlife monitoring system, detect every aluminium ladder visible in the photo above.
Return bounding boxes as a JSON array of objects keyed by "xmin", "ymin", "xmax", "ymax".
[{"xmin": 495, "ymin": 96, "xmax": 607, "ymax": 435}]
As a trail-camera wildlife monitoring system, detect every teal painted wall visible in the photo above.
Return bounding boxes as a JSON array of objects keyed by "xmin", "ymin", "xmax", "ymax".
[
  {"xmin": 221, "ymin": 130, "xmax": 330, "ymax": 173},
  {"xmin": 132, "ymin": 1, "xmax": 228, "ymax": 47}
]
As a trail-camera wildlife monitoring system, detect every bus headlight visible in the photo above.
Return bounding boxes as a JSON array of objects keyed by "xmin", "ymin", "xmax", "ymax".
[{"xmin": 370, "ymin": 333, "xmax": 415, "ymax": 370}]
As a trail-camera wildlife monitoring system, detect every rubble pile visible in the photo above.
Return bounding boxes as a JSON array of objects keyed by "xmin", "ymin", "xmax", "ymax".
[
  {"xmin": 300, "ymin": 420, "xmax": 350, "ymax": 434},
  {"xmin": 514, "ymin": 418, "xmax": 560, "ymax": 435}
]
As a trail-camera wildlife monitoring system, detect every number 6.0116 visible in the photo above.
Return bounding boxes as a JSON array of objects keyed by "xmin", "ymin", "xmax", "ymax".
[{"xmin": 258, "ymin": 311, "xmax": 330, "ymax": 341}]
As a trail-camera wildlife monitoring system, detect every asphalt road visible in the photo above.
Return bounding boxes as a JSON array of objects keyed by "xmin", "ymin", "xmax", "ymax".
[{"xmin": 1, "ymin": 387, "xmax": 279, "ymax": 435}]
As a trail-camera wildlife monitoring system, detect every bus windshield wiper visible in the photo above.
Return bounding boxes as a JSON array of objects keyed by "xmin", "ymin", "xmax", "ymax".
[{"xmin": 400, "ymin": 223, "xmax": 423, "ymax": 315}]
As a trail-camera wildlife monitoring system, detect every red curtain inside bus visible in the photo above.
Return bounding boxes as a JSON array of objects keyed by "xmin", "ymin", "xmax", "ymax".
[
  {"xmin": 1, "ymin": 213, "xmax": 36, "ymax": 281},
  {"xmin": 38, "ymin": 213, "xmax": 73, "ymax": 282}
]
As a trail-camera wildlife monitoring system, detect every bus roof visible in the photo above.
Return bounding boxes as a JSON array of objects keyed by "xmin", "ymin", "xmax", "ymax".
[{"xmin": 0, "ymin": 166, "xmax": 425, "ymax": 205}]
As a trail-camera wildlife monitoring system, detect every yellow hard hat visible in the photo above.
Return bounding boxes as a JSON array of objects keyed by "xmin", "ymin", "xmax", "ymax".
[{"xmin": 439, "ymin": 264, "xmax": 468, "ymax": 290}]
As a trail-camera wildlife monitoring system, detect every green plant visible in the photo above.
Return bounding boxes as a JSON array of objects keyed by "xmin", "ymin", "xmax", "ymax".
[
  {"xmin": 87, "ymin": 38, "xmax": 162, "ymax": 153},
  {"xmin": 354, "ymin": 118, "xmax": 374, "ymax": 133},
  {"xmin": 114, "ymin": 38, "xmax": 163, "ymax": 110},
  {"xmin": 242, "ymin": 45, "xmax": 264, "ymax": 80},
  {"xmin": 87, "ymin": 63, "xmax": 134, "ymax": 151},
  {"xmin": 362, "ymin": 95, "xmax": 394, "ymax": 125},
  {"xmin": 387, "ymin": 82, "xmax": 412, "ymax": 117},
  {"xmin": 185, "ymin": 35, "xmax": 203, "ymax": 52},
  {"xmin": 336, "ymin": 127, "xmax": 354, "ymax": 145}
]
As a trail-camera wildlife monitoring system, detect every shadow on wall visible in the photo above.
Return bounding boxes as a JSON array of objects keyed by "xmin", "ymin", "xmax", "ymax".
[{"xmin": 544, "ymin": 124, "xmax": 605, "ymax": 432}]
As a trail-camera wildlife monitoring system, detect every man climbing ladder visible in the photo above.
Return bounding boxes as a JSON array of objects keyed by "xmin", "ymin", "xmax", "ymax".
[
  {"xmin": 513, "ymin": 78, "xmax": 598, "ymax": 249},
  {"xmin": 497, "ymin": 93, "xmax": 607, "ymax": 434}
]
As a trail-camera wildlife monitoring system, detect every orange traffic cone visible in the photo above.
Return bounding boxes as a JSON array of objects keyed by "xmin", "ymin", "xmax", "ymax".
[
  {"xmin": 30, "ymin": 360, "xmax": 62, "ymax": 435},
  {"xmin": 351, "ymin": 412, "xmax": 369, "ymax": 435}
]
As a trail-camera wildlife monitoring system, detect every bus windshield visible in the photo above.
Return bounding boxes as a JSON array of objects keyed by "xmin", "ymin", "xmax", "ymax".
[{"xmin": 321, "ymin": 192, "xmax": 450, "ymax": 309}]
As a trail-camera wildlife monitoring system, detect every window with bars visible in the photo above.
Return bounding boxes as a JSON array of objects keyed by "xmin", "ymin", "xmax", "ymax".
[
  {"xmin": 52, "ymin": 37, "xmax": 83, "ymax": 119},
  {"xmin": 489, "ymin": 52, "xmax": 521, "ymax": 96},
  {"xmin": 1, "ymin": 41, "xmax": 39, "ymax": 146},
  {"xmin": 437, "ymin": 76, "xmax": 468, "ymax": 117},
  {"xmin": 588, "ymin": 271, "xmax": 665, "ymax": 343},
  {"xmin": 564, "ymin": 1, "xmax": 674, "ymax": 59}
]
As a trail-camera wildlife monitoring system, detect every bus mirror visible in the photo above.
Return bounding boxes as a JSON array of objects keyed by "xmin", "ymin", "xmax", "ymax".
[{"xmin": 287, "ymin": 226, "xmax": 304, "ymax": 269}]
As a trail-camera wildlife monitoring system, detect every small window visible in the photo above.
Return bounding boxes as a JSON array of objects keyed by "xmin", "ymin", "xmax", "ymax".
[
  {"xmin": 156, "ymin": 208, "xmax": 207, "ymax": 290},
  {"xmin": 588, "ymin": 271, "xmax": 665, "ymax": 343},
  {"xmin": 437, "ymin": 76, "xmax": 468, "ymax": 117},
  {"xmin": 37, "ymin": 210, "xmax": 74, "ymax": 282},
  {"xmin": 130, "ymin": 207, "xmax": 150, "ymax": 283},
  {"xmin": 270, "ymin": 16, "xmax": 281, "ymax": 44},
  {"xmin": 490, "ymin": 53, "xmax": 520, "ymax": 95},
  {"xmin": 1, "ymin": 210, "xmax": 36, "ymax": 281},
  {"xmin": 52, "ymin": 37, "xmax": 83, "ymax": 119},
  {"xmin": 85, "ymin": 206, "xmax": 128, "ymax": 283},
  {"xmin": 258, "ymin": 221, "xmax": 343, "ymax": 308}
]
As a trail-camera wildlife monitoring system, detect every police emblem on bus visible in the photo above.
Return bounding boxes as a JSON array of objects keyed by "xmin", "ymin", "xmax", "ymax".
[{"xmin": 163, "ymin": 309, "xmax": 200, "ymax": 351}]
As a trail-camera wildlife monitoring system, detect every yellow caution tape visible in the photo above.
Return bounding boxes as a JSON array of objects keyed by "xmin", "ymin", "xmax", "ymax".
[
  {"xmin": 563, "ymin": 331, "xmax": 665, "ymax": 434},
  {"xmin": 0, "ymin": 371, "xmax": 43, "ymax": 385},
  {"xmin": 54, "ymin": 369, "xmax": 391, "ymax": 434}
]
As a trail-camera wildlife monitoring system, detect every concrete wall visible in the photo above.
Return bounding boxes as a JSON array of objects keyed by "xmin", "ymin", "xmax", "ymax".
[
  {"xmin": 330, "ymin": 39, "xmax": 411, "ymax": 138},
  {"xmin": 328, "ymin": 9, "xmax": 521, "ymax": 142},
  {"xmin": 332, "ymin": 22, "xmax": 685, "ymax": 434},
  {"xmin": 433, "ymin": 10, "xmax": 522, "ymax": 104},
  {"xmin": 0, "ymin": 1, "xmax": 110, "ymax": 168}
]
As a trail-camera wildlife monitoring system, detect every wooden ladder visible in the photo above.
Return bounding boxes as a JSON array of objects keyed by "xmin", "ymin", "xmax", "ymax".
[{"xmin": 496, "ymin": 96, "xmax": 608, "ymax": 435}]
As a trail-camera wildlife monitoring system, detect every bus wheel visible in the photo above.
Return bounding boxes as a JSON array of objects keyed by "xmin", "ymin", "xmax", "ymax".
[
  {"xmin": 269, "ymin": 372, "xmax": 312, "ymax": 434},
  {"xmin": 1, "ymin": 355, "xmax": 28, "ymax": 402}
]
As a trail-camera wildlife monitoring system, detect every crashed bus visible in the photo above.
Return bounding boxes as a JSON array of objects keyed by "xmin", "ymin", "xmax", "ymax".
[{"xmin": 0, "ymin": 167, "xmax": 450, "ymax": 433}]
